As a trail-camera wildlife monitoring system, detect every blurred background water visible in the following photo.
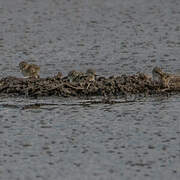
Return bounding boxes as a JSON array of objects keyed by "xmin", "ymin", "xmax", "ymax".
[{"xmin": 0, "ymin": 0, "xmax": 180, "ymax": 179}]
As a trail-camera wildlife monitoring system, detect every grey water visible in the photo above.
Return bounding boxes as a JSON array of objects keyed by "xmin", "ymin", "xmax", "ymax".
[{"xmin": 0, "ymin": 0, "xmax": 180, "ymax": 179}]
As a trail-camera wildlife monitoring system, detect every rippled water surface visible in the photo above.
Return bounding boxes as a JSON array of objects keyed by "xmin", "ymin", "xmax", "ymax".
[
  {"xmin": 0, "ymin": 96, "xmax": 180, "ymax": 180},
  {"xmin": 0, "ymin": 0, "xmax": 180, "ymax": 179}
]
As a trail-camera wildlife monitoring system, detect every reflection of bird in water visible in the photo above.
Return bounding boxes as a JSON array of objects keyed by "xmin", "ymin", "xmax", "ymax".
[{"xmin": 19, "ymin": 61, "xmax": 40, "ymax": 79}]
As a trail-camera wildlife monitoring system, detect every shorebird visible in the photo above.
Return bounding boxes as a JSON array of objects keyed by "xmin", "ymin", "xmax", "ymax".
[
  {"xmin": 19, "ymin": 61, "xmax": 40, "ymax": 79},
  {"xmin": 85, "ymin": 68, "xmax": 97, "ymax": 89},
  {"xmin": 152, "ymin": 67, "xmax": 164, "ymax": 82},
  {"xmin": 55, "ymin": 72, "xmax": 63, "ymax": 79},
  {"xmin": 68, "ymin": 70, "xmax": 83, "ymax": 83},
  {"xmin": 170, "ymin": 75, "xmax": 180, "ymax": 89},
  {"xmin": 85, "ymin": 68, "xmax": 97, "ymax": 82},
  {"xmin": 152, "ymin": 67, "xmax": 180, "ymax": 89}
]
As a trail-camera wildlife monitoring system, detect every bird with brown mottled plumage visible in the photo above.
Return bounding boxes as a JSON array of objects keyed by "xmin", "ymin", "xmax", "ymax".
[
  {"xmin": 67, "ymin": 70, "xmax": 82, "ymax": 83},
  {"xmin": 85, "ymin": 68, "xmax": 98, "ymax": 82},
  {"xmin": 19, "ymin": 61, "xmax": 40, "ymax": 79},
  {"xmin": 152, "ymin": 67, "xmax": 180, "ymax": 89}
]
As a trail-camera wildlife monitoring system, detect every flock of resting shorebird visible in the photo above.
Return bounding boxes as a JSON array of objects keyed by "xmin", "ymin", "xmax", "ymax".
[
  {"xmin": 19, "ymin": 61, "xmax": 180, "ymax": 90},
  {"xmin": 19, "ymin": 61, "xmax": 97, "ymax": 83}
]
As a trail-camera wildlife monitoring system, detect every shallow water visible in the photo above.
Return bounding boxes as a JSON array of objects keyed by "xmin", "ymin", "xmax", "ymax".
[
  {"xmin": 0, "ymin": 0, "xmax": 180, "ymax": 179},
  {"xmin": 0, "ymin": 96, "xmax": 180, "ymax": 180}
]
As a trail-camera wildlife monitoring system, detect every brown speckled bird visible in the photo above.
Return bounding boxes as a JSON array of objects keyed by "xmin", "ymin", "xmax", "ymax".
[
  {"xmin": 56, "ymin": 72, "xmax": 63, "ymax": 79},
  {"xmin": 19, "ymin": 61, "xmax": 40, "ymax": 79},
  {"xmin": 152, "ymin": 67, "xmax": 164, "ymax": 81},
  {"xmin": 152, "ymin": 67, "xmax": 172, "ymax": 88},
  {"xmin": 68, "ymin": 70, "xmax": 84, "ymax": 83},
  {"xmin": 85, "ymin": 68, "xmax": 97, "ymax": 82},
  {"xmin": 68, "ymin": 70, "xmax": 80, "ymax": 82},
  {"xmin": 85, "ymin": 68, "xmax": 97, "ymax": 89}
]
